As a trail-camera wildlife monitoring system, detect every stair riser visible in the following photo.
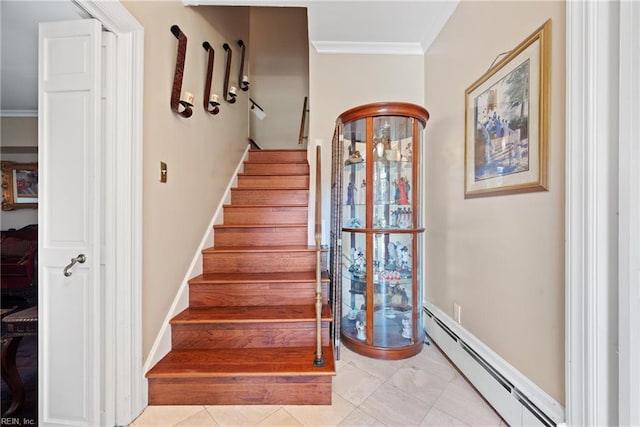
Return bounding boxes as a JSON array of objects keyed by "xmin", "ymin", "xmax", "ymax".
[
  {"xmin": 248, "ymin": 150, "xmax": 307, "ymax": 163},
  {"xmin": 238, "ymin": 175, "xmax": 309, "ymax": 189},
  {"xmin": 223, "ymin": 206, "xmax": 308, "ymax": 225},
  {"xmin": 231, "ymin": 189, "xmax": 308, "ymax": 205},
  {"xmin": 189, "ymin": 282, "xmax": 328, "ymax": 307},
  {"xmin": 172, "ymin": 323, "xmax": 330, "ymax": 349},
  {"xmin": 214, "ymin": 227, "xmax": 308, "ymax": 247},
  {"xmin": 148, "ymin": 376, "xmax": 332, "ymax": 405},
  {"xmin": 204, "ymin": 251, "xmax": 317, "ymax": 274},
  {"xmin": 243, "ymin": 163, "xmax": 309, "ymax": 175}
]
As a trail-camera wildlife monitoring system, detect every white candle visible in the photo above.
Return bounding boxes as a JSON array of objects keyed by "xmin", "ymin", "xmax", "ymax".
[
  {"xmin": 210, "ymin": 93, "xmax": 220, "ymax": 104},
  {"xmin": 181, "ymin": 91, "xmax": 194, "ymax": 105},
  {"xmin": 229, "ymin": 86, "xmax": 237, "ymax": 96}
]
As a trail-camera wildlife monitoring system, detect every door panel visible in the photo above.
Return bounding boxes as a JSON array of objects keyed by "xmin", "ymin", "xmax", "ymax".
[{"xmin": 38, "ymin": 19, "xmax": 102, "ymax": 426}]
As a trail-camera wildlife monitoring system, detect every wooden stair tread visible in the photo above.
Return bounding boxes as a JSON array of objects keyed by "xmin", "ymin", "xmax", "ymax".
[
  {"xmin": 213, "ymin": 223, "xmax": 306, "ymax": 229},
  {"xmin": 171, "ymin": 305, "xmax": 332, "ymax": 323},
  {"xmin": 202, "ymin": 245, "xmax": 324, "ymax": 254},
  {"xmin": 147, "ymin": 346, "xmax": 335, "ymax": 378},
  {"xmin": 231, "ymin": 187, "xmax": 309, "ymax": 192},
  {"xmin": 248, "ymin": 149, "xmax": 306, "ymax": 153},
  {"xmin": 223, "ymin": 203, "xmax": 308, "ymax": 208},
  {"xmin": 190, "ymin": 271, "xmax": 329, "ymax": 284},
  {"xmin": 238, "ymin": 172, "xmax": 309, "ymax": 177}
]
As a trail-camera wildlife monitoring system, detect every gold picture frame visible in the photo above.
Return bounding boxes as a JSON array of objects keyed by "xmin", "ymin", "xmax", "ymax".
[
  {"xmin": 464, "ymin": 20, "xmax": 550, "ymax": 198},
  {"xmin": 1, "ymin": 161, "xmax": 38, "ymax": 210}
]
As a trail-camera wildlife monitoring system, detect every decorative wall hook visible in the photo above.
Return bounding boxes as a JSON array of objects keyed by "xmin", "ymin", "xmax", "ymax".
[
  {"xmin": 222, "ymin": 43, "xmax": 237, "ymax": 104},
  {"xmin": 170, "ymin": 25, "xmax": 193, "ymax": 118},
  {"xmin": 202, "ymin": 41, "xmax": 220, "ymax": 115},
  {"xmin": 237, "ymin": 40, "xmax": 249, "ymax": 92}
]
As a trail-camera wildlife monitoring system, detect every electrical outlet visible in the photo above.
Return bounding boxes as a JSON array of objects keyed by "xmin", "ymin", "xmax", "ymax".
[{"xmin": 453, "ymin": 303, "xmax": 462, "ymax": 324}]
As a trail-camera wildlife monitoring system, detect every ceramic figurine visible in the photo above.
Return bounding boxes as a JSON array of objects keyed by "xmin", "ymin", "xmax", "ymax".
[
  {"xmin": 401, "ymin": 318, "xmax": 412, "ymax": 339},
  {"xmin": 349, "ymin": 247, "xmax": 366, "ymax": 277},
  {"xmin": 345, "ymin": 150, "xmax": 363, "ymax": 165},
  {"xmin": 346, "ymin": 181, "xmax": 356, "ymax": 205},
  {"xmin": 395, "ymin": 176, "xmax": 410, "ymax": 205},
  {"xmin": 396, "ymin": 245, "xmax": 411, "ymax": 272},
  {"xmin": 356, "ymin": 321, "xmax": 366, "ymax": 340}
]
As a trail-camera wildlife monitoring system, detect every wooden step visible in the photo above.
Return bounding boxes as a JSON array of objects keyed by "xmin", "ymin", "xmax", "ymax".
[
  {"xmin": 243, "ymin": 162, "xmax": 309, "ymax": 175},
  {"xmin": 147, "ymin": 346, "xmax": 335, "ymax": 405},
  {"xmin": 237, "ymin": 174, "xmax": 309, "ymax": 189},
  {"xmin": 223, "ymin": 205, "xmax": 308, "ymax": 225},
  {"xmin": 170, "ymin": 305, "xmax": 331, "ymax": 349},
  {"xmin": 189, "ymin": 271, "xmax": 329, "ymax": 307},
  {"xmin": 202, "ymin": 246, "xmax": 321, "ymax": 274},
  {"xmin": 231, "ymin": 188, "xmax": 308, "ymax": 205},
  {"xmin": 248, "ymin": 149, "xmax": 307, "ymax": 163},
  {"xmin": 213, "ymin": 224, "xmax": 308, "ymax": 247}
]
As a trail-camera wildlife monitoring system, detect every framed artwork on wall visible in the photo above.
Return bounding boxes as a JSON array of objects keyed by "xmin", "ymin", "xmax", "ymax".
[
  {"xmin": 1, "ymin": 161, "xmax": 38, "ymax": 210},
  {"xmin": 464, "ymin": 19, "xmax": 551, "ymax": 198}
]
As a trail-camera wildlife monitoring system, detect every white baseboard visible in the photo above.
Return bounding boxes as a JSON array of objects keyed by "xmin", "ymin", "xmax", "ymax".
[
  {"xmin": 423, "ymin": 301, "xmax": 565, "ymax": 426},
  {"xmin": 142, "ymin": 145, "xmax": 250, "ymax": 374}
]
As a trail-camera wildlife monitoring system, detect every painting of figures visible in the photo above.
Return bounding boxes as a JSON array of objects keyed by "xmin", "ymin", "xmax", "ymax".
[{"xmin": 473, "ymin": 60, "xmax": 530, "ymax": 181}]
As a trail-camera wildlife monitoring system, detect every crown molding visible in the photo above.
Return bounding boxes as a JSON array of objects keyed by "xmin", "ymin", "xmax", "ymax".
[{"xmin": 0, "ymin": 109, "xmax": 38, "ymax": 117}]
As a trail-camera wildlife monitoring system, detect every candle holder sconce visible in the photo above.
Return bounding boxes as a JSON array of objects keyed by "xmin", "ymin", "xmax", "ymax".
[
  {"xmin": 202, "ymin": 42, "xmax": 220, "ymax": 115},
  {"xmin": 222, "ymin": 43, "xmax": 237, "ymax": 104},
  {"xmin": 170, "ymin": 25, "xmax": 193, "ymax": 118},
  {"xmin": 237, "ymin": 40, "xmax": 249, "ymax": 91}
]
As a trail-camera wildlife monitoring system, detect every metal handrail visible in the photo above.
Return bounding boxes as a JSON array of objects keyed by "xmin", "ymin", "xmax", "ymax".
[
  {"xmin": 298, "ymin": 96, "xmax": 309, "ymax": 145},
  {"xmin": 313, "ymin": 145, "xmax": 325, "ymax": 367}
]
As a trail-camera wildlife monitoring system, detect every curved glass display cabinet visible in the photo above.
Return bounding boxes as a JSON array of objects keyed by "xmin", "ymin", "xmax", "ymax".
[{"xmin": 330, "ymin": 102, "xmax": 429, "ymax": 360}]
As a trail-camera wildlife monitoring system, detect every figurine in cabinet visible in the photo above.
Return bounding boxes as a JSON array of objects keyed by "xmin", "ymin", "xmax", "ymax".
[
  {"xmin": 397, "ymin": 244, "xmax": 411, "ymax": 273},
  {"xmin": 394, "ymin": 176, "xmax": 410, "ymax": 205},
  {"xmin": 401, "ymin": 318, "xmax": 412, "ymax": 339},
  {"xmin": 346, "ymin": 181, "xmax": 356, "ymax": 205},
  {"xmin": 356, "ymin": 321, "xmax": 366, "ymax": 340},
  {"xmin": 349, "ymin": 247, "xmax": 366, "ymax": 277}
]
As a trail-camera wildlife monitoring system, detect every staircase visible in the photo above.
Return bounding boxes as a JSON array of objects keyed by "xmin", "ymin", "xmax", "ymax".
[{"xmin": 146, "ymin": 149, "xmax": 335, "ymax": 405}]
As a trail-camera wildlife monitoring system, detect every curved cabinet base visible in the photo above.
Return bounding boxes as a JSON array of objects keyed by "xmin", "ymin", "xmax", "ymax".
[{"xmin": 340, "ymin": 331, "xmax": 425, "ymax": 360}]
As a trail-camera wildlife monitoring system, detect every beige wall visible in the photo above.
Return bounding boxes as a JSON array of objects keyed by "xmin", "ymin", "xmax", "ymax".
[
  {"xmin": 423, "ymin": 1, "xmax": 565, "ymax": 403},
  {"xmin": 309, "ymin": 50, "xmax": 425, "ymax": 226},
  {"xmin": 249, "ymin": 7, "xmax": 308, "ymax": 149},
  {"xmin": 1, "ymin": 117, "xmax": 38, "ymax": 229},
  {"xmin": 122, "ymin": 1, "xmax": 250, "ymax": 358}
]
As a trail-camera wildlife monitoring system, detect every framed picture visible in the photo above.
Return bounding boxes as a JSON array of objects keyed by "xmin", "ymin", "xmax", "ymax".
[
  {"xmin": 1, "ymin": 161, "xmax": 38, "ymax": 210},
  {"xmin": 464, "ymin": 20, "xmax": 550, "ymax": 198}
]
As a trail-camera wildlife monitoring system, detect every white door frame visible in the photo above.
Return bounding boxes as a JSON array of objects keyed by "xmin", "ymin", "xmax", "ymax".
[
  {"xmin": 617, "ymin": 1, "xmax": 640, "ymax": 425},
  {"xmin": 566, "ymin": 1, "xmax": 639, "ymax": 425},
  {"xmin": 72, "ymin": 1, "xmax": 145, "ymax": 424}
]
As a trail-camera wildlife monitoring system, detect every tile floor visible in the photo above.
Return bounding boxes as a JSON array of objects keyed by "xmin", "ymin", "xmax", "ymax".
[{"xmin": 132, "ymin": 342, "xmax": 506, "ymax": 427}]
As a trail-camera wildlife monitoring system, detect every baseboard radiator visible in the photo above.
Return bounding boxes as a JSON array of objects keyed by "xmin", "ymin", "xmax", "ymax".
[{"xmin": 423, "ymin": 303, "xmax": 565, "ymax": 427}]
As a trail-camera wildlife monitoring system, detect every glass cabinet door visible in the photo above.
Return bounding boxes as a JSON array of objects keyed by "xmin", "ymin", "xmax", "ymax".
[{"xmin": 334, "ymin": 102, "xmax": 429, "ymax": 360}]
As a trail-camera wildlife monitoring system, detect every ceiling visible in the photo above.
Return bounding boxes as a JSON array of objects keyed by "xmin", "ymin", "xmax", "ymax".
[{"xmin": 0, "ymin": 0, "xmax": 459, "ymax": 115}]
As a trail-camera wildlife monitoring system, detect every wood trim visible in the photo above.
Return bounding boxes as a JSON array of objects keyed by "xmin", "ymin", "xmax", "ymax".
[
  {"xmin": 0, "ymin": 147, "xmax": 38, "ymax": 154},
  {"xmin": 338, "ymin": 102, "xmax": 429, "ymax": 128}
]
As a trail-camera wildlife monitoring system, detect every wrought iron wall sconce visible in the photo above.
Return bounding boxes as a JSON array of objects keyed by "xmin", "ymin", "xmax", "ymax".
[
  {"xmin": 170, "ymin": 25, "xmax": 193, "ymax": 118},
  {"xmin": 237, "ymin": 40, "xmax": 249, "ymax": 91},
  {"xmin": 222, "ymin": 43, "xmax": 237, "ymax": 104},
  {"xmin": 202, "ymin": 41, "xmax": 220, "ymax": 115}
]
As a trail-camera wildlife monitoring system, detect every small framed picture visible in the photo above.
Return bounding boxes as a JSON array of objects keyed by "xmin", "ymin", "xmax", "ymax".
[{"xmin": 1, "ymin": 161, "xmax": 38, "ymax": 210}]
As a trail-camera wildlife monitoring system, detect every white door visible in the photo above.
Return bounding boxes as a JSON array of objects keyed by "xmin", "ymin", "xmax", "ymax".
[{"xmin": 38, "ymin": 19, "xmax": 102, "ymax": 426}]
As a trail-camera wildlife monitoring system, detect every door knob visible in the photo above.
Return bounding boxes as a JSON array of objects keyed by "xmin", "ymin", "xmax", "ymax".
[{"xmin": 63, "ymin": 254, "xmax": 86, "ymax": 277}]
